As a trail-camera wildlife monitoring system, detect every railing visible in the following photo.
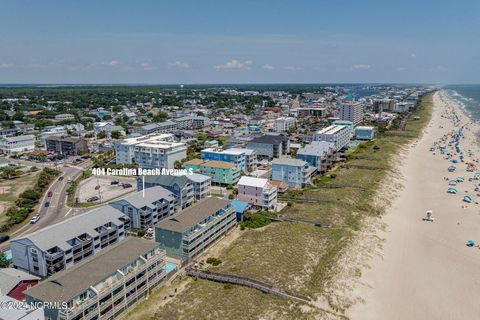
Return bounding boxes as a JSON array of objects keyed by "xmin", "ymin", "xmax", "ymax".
[{"xmin": 186, "ymin": 268, "xmax": 311, "ymax": 303}]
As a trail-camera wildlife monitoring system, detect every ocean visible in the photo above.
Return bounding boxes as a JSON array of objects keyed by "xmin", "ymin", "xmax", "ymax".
[{"xmin": 445, "ymin": 85, "xmax": 480, "ymax": 121}]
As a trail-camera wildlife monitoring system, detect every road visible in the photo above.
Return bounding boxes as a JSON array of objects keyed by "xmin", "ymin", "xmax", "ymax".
[{"xmin": 1, "ymin": 159, "xmax": 93, "ymax": 248}]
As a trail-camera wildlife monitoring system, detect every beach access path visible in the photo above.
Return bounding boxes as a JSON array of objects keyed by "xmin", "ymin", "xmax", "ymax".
[{"xmin": 350, "ymin": 90, "xmax": 480, "ymax": 320}]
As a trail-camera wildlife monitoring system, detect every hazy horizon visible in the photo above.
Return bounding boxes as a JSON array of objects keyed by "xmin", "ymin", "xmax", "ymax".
[{"xmin": 1, "ymin": 0, "xmax": 479, "ymax": 84}]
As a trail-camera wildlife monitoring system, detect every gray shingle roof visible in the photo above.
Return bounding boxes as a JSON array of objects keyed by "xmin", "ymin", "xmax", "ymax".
[
  {"xmin": 112, "ymin": 186, "xmax": 175, "ymax": 209},
  {"xmin": 25, "ymin": 237, "xmax": 158, "ymax": 304},
  {"xmin": 0, "ymin": 268, "xmax": 40, "ymax": 296},
  {"xmin": 155, "ymin": 197, "xmax": 230, "ymax": 233},
  {"xmin": 13, "ymin": 206, "xmax": 126, "ymax": 251},
  {"xmin": 272, "ymin": 158, "xmax": 308, "ymax": 167},
  {"xmin": 297, "ymin": 141, "xmax": 335, "ymax": 157},
  {"xmin": 248, "ymin": 134, "xmax": 288, "ymax": 145}
]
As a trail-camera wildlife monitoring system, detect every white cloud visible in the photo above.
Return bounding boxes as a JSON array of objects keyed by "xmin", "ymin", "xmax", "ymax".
[
  {"xmin": 108, "ymin": 60, "xmax": 120, "ymax": 66},
  {"xmin": 214, "ymin": 59, "xmax": 252, "ymax": 70},
  {"xmin": 284, "ymin": 66, "xmax": 300, "ymax": 71},
  {"xmin": 435, "ymin": 65, "xmax": 448, "ymax": 71},
  {"xmin": 262, "ymin": 64, "xmax": 275, "ymax": 70},
  {"xmin": 411, "ymin": 53, "xmax": 417, "ymax": 58},
  {"xmin": 140, "ymin": 62, "xmax": 156, "ymax": 70},
  {"xmin": 397, "ymin": 67, "xmax": 406, "ymax": 72},
  {"xmin": 351, "ymin": 64, "xmax": 371, "ymax": 69},
  {"xmin": 0, "ymin": 63, "xmax": 14, "ymax": 69},
  {"xmin": 168, "ymin": 61, "xmax": 190, "ymax": 69}
]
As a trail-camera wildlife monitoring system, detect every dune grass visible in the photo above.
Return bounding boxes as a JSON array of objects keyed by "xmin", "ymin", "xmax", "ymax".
[{"xmin": 125, "ymin": 93, "xmax": 434, "ymax": 320}]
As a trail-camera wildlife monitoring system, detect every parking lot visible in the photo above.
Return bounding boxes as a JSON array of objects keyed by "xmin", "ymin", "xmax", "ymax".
[{"xmin": 76, "ymin": 176, "xmax": 137, "ymax": 204}]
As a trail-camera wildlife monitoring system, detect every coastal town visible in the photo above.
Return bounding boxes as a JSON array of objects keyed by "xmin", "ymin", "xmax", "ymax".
[{"xmin": 0, "ymin": 84, "xmax": 433, "ymax": 319}]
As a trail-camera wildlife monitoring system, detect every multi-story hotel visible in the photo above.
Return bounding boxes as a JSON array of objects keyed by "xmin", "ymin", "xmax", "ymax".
[
  {"xmin": 337, "ymin": 102, "xmax": 364, "ymax": 125},
  {"xmin": 274, "ymin": 117, "xmax": 296, "ymax": 133},
  {"xmin": 114, "ymin": 133, "xmax": 186, "ymax": 169},
  {"xmin": 313, "ymin": 125, "xmax": 351, "ymax": 151},
  {"xmin": 155, "ymin": 197, "xmax": 236, "ymax": 261},
  {"xmin": 25, "ymin": 237, "xmax": 166, "ymax": 320},
  {"xmin": 10, "ymin": 207, "xmax": 130, "ymax": 277}
]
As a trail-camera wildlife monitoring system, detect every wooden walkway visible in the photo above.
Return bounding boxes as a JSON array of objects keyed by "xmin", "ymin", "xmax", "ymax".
[{"xmin": 186, "ymin": 268, "xmax": 311, "ymax": 303}]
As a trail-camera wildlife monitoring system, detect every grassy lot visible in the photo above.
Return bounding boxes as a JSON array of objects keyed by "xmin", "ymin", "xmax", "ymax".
[
  {"xmin": 125, "ymin": 94, "xmax": 434, "ymax": 320},
  {"xmin": 0, "ymin": 171, "xmax": 41, "ymax": 225}
]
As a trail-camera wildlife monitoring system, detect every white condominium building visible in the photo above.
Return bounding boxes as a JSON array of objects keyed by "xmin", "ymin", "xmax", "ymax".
[
  {"xmin": 313, "ymin": 125, "xmax": 351, "ymax": 151},
  {"xmin": 0, "ymin": 134, "xmax": 35, "ymax": 154},
  {"xmin": 114, "ymin": 133, "xmax": 187, "ymax": 169},
  {"xmin": 274, "ymin": 117, "xmax": 296, "ymax": 132},
  {"xmin": 337, "ymin": 102, "xmax": 364, "ymax": 125}
]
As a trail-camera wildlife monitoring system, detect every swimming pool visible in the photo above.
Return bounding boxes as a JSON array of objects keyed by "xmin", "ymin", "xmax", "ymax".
[
  {"xmin": 5, "ymin": 251, "xmax": 12, "ymax": 260},
  {"xmin": 165, "ymin": 261, "xmax": 178, "ymax": 274}
]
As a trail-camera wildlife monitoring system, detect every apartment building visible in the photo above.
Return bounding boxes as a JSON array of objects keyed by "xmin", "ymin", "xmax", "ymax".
[
  {"xmin": 25, "ymin": 238, "xmax": 166, "ymax": 320},
  {"xmin": 313, "ymin": 125, "xmax": 351, "ymax": 151},
  {"xmin": 137, "ymin": 173, "xmax": 211, "ymax": 208},
  {"xmin": 109, "ymin": 187, "xmax": 177, "ymax": 231},
  {"xmin": 274, "ymin": 117, "xmax": 296, "ymax": 132},
  {"xmin": 193, "ymin": 116, "xmax": 210, "ymax": 129},
  {"xmin": 355, "ymin": 126, "xmax": 375, "ymax": 140},
  {"xmin": 183, "ymin": 159, "xmax": 241, "ymax": 185},
  {"xmin": 155, "ymin": 197, "xmax": 236, "ymax": 261},
  {"xmin": 10, "ymin": 207, "xmax": 129, "ymax": 277},
  {"xmin": 271, "ymin": 158, "xmax": 316, "ymax": 188},
  {"xmin": 237, "ymin": 176, "xmax": 277, "ymax": 210},
  {"xmin": 173, "ymin": 116, "xmax": 194, "ymax": 129},
  {"xmin": 54, "ymin": 114, "xmax": 75, "ymax": 121},
  {"xmin": 114, "ymin": 133, "xmax": 186, "ymax": 169},
  {"xmin": 201, "ymin": 148, "xmax": 247, "ymax": 172},
  {"xmin": 247, "ymin": 135, "xmax": 290, "ymax": 159},
  {"xmin": 0, "ymin": 134, "xmax": 35, "ymax": 154},
  {"xmin": 227, "ymin": 148, "xmax": 257, "ymax": 171},
  {"xmin": 46, "ymin": 136, "xmax": 88, "ymax": 156},
  {"xmin": 297, "ymin": 141, "xmax": 336, "ymax": 174},
  {"xmin": 338, "ymin": 102, "xmax": 364, "ymax": 125}
]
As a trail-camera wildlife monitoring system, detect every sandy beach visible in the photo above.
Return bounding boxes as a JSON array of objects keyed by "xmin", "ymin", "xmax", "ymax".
[{"xmin": 350, "ymin": 90, "xmax": 480, "ymax": 320}]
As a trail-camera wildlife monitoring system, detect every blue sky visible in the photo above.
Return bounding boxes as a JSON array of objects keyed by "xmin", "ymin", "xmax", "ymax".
[{"xmin": 0, "ymin": 0, "xmax": 479, "ymax": 84}]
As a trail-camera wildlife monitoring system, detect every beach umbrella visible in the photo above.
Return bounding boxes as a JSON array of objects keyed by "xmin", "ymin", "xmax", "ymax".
[
  {"xmin": 447, "ymin": 188, "xmax": 458, "ymax": 194},
  {"xmin": 467, "ymin": 240, "xmax": 475, "ymax": 247},
  {"xmin": 463, "ymin": 195, "xmax": 474, "ymax": 203}
]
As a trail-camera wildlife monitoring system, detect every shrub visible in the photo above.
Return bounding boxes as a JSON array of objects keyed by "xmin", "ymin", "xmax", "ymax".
[
  {"xmin": 137, "ymin": 229, "xmax": 146, "ymax": 237},
  {"xmin": 206, "ymin": 257, "xmax": 222, "ymax": 266}
]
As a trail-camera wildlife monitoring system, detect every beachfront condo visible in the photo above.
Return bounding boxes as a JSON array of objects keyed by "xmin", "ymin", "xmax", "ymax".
[
  {"xmin": 154, "ymin": 197, "xmax": 236, "ymax": 261},
  {"xmin": 25, "ymin": 237, "xmax": 166, "ymax": 320}
]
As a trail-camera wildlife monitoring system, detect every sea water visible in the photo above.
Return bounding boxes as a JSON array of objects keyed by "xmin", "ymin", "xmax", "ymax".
[{"xmin": 445, "ymin": 85, "xmax": 480, "ymax": 121}]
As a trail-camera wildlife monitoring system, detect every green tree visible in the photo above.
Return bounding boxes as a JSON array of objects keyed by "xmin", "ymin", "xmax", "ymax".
[
  {"xmin": 110, "ymin": 131, "xmax": 122, "ymax": 139},
  {"xmin": 97, "ymin": 131, "xmax": 107, "ymax": 139},
  {"xmin": 0, "ymin": 251, "xmax": 10, "ymax": 268}
]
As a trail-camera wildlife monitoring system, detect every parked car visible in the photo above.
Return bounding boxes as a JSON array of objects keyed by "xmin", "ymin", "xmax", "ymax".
[
  {"xmin": 122, "ymin": 183, "xmax": 132, "ymax": 189},
  {"xmin": 59, "ymin": 176, "xmax": 64, "ymax": 181},
  {"xmin": 44, "ymin": 202, "xmax": 50, "ymax": 208},
  {"xmin": 87, "ymin": 196, "xmax": 99, "ymax": 202},
  {"xmin": 47, "ymin": 191, "xmax": 53, "ymax": 197},
  {"xmin": 30, "ymin": 215, "xmax": 40, "ymax": 224},
  {"xmin": 0, "ymin": 235, "xmax": 10, "ymax": 243},
  {"xmin": 110, "ymin": 180, "xmax": 119, "ymax": 185}
]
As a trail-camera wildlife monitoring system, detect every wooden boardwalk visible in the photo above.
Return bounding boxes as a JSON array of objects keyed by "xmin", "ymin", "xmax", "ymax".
[{"xmin": 186, "ymin": 268, "xmax": 311, "ymax": 303}]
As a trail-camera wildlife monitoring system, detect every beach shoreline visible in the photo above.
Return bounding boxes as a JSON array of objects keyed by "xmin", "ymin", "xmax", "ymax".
[{"xmin": 349, "ymin": 90, "xmax": 480, "ymax": 320}]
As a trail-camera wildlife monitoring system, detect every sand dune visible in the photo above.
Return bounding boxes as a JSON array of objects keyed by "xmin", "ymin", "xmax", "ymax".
[{"xmin": 350, "ymin": 90, "xmax": 480, "ymax": 320}]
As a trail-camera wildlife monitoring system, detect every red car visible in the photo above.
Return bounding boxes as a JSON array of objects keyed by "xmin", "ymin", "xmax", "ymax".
[{"xmin": 47, "ymin": 191, "xmax": 53, "ymax": 197}]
